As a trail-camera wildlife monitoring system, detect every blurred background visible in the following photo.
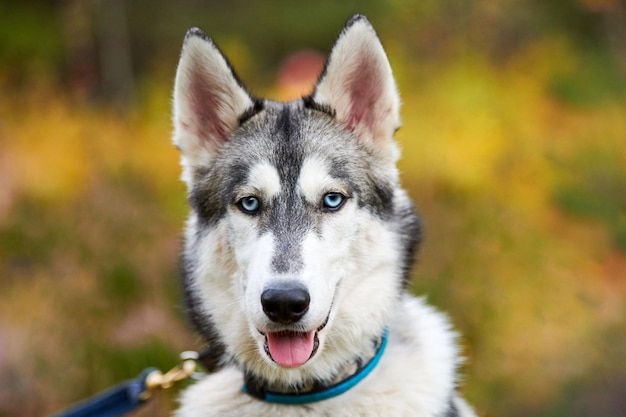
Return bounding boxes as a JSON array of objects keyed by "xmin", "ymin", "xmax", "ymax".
[{"xmin": 1, "ymin": 0, "xmax": 625, "ymax": 416}]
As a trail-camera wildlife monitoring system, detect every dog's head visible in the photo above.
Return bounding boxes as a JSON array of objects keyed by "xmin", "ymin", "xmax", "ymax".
[{"xmin": 173, "ymin": 15, "xmax": 420, "ymax": 385}]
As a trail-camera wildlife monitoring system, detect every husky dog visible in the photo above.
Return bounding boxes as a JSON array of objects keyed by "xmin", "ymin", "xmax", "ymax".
[{"xmin": 172, "ymin": 15, "xmax": 476, "ymax": 417}]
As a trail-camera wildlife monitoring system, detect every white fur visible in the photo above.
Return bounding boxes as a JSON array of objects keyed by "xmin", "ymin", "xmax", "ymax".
[
  {"xmin": 176, "ymin": 297, "xmax": 476, "ymax": 417},
  {"xmin": 246, "ymin": 162, "xmax": 282, "ymax": 200},
  {"xmin": 180, "ymin": 189, "xmax": 477, "ymax": 416},
  {"xmin": 174, "ymin": 16, "xmax": 476, "ymax": 417},
  {"xmin": 297, "ymin": 157, "xmax": 346, "ymax": 203}
]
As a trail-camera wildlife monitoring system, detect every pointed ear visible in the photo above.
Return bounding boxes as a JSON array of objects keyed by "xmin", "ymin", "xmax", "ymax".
[
  {"xmin": 173, "ymin": 28, "xmax": 257, "ymax": 182},
  {"xmin": 311, "ymin": 15, "xmax": 400, "ymax": 152}
]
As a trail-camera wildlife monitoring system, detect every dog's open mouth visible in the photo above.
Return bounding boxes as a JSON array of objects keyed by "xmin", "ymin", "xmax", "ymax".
[
  {"xmin": 261, "ymin": 315, "xmax": 329, "ymax": 368},
  {"xmin": 264, "ymin": 331, "xmax": 319, "ymax": 368}
]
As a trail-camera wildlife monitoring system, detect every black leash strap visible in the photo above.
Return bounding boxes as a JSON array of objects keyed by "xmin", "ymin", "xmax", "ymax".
[{"xmin": 50, "ymin": 352, "xmax": 201, "ymax": 417}]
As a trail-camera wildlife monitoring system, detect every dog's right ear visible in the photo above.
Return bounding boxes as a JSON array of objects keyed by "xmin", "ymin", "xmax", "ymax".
[{"xmin": 173, "ymin": 28, "xmax": 256, "ymax": 183}]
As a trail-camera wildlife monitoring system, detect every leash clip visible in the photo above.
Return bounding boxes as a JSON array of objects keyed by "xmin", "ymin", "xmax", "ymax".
[{"xmin": 141, "ymin": 351, "xmax": 201, "ymax": 399}]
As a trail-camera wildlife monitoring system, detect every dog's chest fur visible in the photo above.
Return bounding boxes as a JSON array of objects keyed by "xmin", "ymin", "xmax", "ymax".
[{"xmin": 176, "ymin": 297, "xmax": 474, "ymax": 417}]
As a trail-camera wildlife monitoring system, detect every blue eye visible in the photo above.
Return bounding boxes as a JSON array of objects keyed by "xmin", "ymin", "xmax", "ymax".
[
  {"xmin": 322, "ymin": 192, "xmax": 346, "ymax": 211},
  {"xmin": 238, "ymin": 196, "xmax": 261, "ymax": 214}
]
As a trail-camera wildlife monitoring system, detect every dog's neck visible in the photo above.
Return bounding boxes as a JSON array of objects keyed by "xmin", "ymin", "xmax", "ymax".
[{"xmin": 243, "ymin": 330, "xmax": 387, "ymax": 404}]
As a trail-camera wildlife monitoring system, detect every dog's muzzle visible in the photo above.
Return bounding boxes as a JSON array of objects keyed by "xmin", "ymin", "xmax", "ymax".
[{"xmin": 258, "ymin": 283, "xmax": 329, "ymax": 368}]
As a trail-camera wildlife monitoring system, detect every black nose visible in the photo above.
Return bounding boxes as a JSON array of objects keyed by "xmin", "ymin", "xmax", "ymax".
[{"xmin": 261, "ymin": 284, "xmax": 310, "ymax": 324}]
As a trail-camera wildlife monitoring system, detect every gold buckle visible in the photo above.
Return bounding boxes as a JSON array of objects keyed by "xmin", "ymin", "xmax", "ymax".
[{"xmin": 141, "ymin": 351, "xmax": 200, "ymax": 400}]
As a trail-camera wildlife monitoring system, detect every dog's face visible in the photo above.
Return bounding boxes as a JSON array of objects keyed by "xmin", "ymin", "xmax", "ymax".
[{"xmin": 173, "ymin": 16, "xmax": 419, "ymax": 384}]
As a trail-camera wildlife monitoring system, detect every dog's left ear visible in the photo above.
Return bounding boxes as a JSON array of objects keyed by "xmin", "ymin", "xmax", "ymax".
[{"xmin": 311, "ymin": 15, "xmax": 400, "ymax": 153}]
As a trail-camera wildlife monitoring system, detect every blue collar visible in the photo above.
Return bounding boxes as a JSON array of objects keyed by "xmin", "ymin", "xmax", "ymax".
[{"xmin": 242, "ymin": 330, "xmax": 388, "ymax": 405}]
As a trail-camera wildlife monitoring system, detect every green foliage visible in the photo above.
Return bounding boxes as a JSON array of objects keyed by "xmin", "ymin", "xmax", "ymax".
[
  {"xmin": 0, "ymin": 1, "xmax": 64, "ymax": 77},
  {"xmin": 101, "ymin": 262, "xmax": 143, "ymax": 308},
  {"xmin": 85, "ymin": 338, "xmax": 180, "ymax": 388},
  {"xmin": 553, "ymin": 148, "xmax": 626, "ymax": 252},
  {"xmin": 549, "ymin": 49, "xmax": 626, "ymax": 106}
]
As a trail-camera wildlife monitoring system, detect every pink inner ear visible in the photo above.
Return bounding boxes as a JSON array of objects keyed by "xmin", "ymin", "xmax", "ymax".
[
  {"xmin": 187, "ymin": 68, "xmax": 230, "ymax": 146},
  {"xmin": 345, "ymin": 59, "xmax": 382, "ymax": 134}
]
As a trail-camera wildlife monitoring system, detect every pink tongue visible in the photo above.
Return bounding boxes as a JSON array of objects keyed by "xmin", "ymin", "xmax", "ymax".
[{"xmin": 267, "ymin": 331, "xmax": 315, "ymax": 368}]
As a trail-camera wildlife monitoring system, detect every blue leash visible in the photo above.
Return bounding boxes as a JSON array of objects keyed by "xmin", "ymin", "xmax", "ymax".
[
  {"xmin": 50, "ymin": 352, "xmax": 200, "ymax": 417},
  {"xmin": 50, "ymin": 368, "xmax": 156, "ymax": 417}
]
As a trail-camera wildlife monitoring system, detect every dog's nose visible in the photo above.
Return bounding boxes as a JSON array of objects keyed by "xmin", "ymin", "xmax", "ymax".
[{"xmin": 261, "ymin": 284, "xmax": 310, "ymax": 324}]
